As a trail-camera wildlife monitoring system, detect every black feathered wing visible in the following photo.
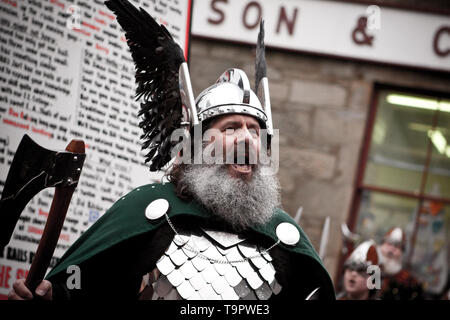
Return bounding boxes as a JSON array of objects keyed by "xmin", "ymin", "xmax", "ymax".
[{"xmin": 105, "ymin": 0, "xmax": 185, "ymax": 171}]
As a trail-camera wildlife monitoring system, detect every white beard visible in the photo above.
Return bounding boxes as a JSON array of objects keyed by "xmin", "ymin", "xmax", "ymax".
[
  {"xmin": 381, "ymin": 254, "xmax": 403, "ymax": 276},
  {"xmin": 180, "ymin": 164, "xmax": 281, "ymax": 231}
]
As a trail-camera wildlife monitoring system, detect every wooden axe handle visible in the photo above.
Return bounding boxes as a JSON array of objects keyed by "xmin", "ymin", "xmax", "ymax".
[{"xmin": 25, "ymin": 139, "xmax": 85, "ymax": 294}]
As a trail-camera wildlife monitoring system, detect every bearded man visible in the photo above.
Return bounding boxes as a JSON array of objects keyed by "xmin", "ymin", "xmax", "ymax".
[
  {"xmin": 8, "ymin": 0, "xmax": 334, "ymax": 300},
  {"xmin": 377, "ymin": 227, "xmax": 423, "ymax": 300}
]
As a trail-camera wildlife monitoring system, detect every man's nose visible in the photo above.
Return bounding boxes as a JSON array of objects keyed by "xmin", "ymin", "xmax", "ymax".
[
  {"xmin": 234, "ymin": 127, "xmax": 255, "ymax": 145},
  {"xmin": 235, "ymin": 127, "xmax": 259, "ymax": 164}
]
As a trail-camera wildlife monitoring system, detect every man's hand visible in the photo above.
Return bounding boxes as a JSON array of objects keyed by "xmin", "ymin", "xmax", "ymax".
[{"xmin": 8, "ymin": 279, "xmax": 53, "ymax": 300}]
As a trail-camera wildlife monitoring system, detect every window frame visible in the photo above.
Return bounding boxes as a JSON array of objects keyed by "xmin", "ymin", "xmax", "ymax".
[{"xmin": 336, "ymin": 82, "xmax": 450, "ymax": 285}]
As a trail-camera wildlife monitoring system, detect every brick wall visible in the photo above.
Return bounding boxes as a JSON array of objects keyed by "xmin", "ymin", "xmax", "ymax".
[{"xmin": 188, "ymin": 33, "xmax": 450, "ymax": 282}]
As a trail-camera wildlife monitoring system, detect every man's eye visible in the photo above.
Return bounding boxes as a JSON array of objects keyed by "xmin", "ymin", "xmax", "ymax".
[{"xmin": 224, "ymin": 128, "xmax": 235, "ymax": 134}]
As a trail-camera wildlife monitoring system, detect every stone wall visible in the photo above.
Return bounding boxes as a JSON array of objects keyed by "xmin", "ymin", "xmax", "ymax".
[{"xmin": 188, "ymin": 30, "xmax": 450, "ymax": 283}]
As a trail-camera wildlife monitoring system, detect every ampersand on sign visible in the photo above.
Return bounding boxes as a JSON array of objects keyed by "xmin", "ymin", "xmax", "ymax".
[{"xmin": 352, "ymin": 16, "xmax": 374, "ymax": 46}]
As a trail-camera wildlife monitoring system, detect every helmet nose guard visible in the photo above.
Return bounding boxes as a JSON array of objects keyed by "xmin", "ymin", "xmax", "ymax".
[{"xmin": 194, "ymin": 68, "xmax": 268, "ymax": 129}]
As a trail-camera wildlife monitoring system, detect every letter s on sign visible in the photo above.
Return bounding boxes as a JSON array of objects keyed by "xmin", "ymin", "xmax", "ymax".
[{"xmin": 208, "ymin": 0, "xmax": 228, "ymax": 25}]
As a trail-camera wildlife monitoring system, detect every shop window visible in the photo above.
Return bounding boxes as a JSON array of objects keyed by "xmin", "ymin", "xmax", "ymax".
[{"xmin": 346, "ymin": 85, "xmax": 450, "ymax": 296}]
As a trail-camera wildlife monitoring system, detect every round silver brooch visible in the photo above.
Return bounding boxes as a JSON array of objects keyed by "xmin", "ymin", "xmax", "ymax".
[
  {"xmin": 145, "ymin": 198, "xmax": 169, "ymax": 220},
  {"xmin": 276, "ymin": 222, "xmax": 300, "ymax": 246}
]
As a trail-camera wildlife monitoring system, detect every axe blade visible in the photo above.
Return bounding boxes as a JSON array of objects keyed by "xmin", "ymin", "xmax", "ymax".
[
  {"xmin": 1, "ymin": 134, "xmax": 55, "ymax": 199},
  {"xmin": 0, "ymin": 135, "xmax": 55, "ymax": 249},
  {"xmin": 0, "ymin": 134, "xmax": 85, "ymax": 250}
]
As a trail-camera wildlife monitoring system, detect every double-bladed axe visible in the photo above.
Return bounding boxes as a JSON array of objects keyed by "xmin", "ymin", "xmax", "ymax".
[{"xmin": 0, "ymin": 134, "xmax": 85, "ymax": 295}]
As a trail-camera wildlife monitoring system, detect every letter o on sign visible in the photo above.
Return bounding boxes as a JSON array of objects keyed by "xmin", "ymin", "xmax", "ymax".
[{"xmin": 242, "ymin": 1, "xmax": 262, "ymax": 30}]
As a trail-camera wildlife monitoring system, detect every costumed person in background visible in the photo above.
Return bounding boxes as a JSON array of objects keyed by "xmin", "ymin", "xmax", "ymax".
[
  {"xmin": 9, "ymin": 0, "xmax": 334, "ymax": 300},
  {"xmin": 337, "ymin": 240, "xmax": 380, "ymax": 300},
  {"xmin": 377, "ymin": 227, "xmax": 424, "ymax": 300}
]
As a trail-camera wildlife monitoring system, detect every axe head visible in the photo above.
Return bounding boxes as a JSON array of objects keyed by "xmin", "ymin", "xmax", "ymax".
[{"xmin": 0, "ymin": 134, "xmax": 85, "ymax": 250}]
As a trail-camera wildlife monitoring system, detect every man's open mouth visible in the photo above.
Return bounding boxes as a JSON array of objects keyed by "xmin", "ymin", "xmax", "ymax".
[
  {"xmin": 230, "ymin": 163, "xmax": 252, "ymax": 173},
  {"xmin": 228, "ymin": 152, "xmax": 254, "ymax": 175}
]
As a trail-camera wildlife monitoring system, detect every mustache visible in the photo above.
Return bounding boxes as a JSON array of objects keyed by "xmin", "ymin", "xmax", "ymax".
[{"xmin": 202, "ymin": 140, "xmax": 260, "ymax": 165}]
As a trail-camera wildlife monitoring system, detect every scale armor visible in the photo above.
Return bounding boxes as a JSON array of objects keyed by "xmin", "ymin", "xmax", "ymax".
[{"xmin": 145, "ymin": 228, "xmax": 282, "ymax": 300}]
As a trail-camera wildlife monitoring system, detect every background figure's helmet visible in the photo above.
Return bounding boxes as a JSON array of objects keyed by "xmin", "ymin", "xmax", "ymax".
[
  {"xmin": 194, "ymin": 68, "xmax": 268, "ymax": 130},
  {"xmin": 344, "ymin": 240, "xmax": 379, "ymax": 271},
  {"xmin": 382, "ymin": 227, "xmax": 406, "ymax": 250}
]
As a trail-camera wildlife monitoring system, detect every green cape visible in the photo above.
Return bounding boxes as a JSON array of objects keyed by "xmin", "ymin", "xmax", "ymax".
[{"xmin": 47, "ymin": 182, "xmax": 335, "ymax": 298}]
